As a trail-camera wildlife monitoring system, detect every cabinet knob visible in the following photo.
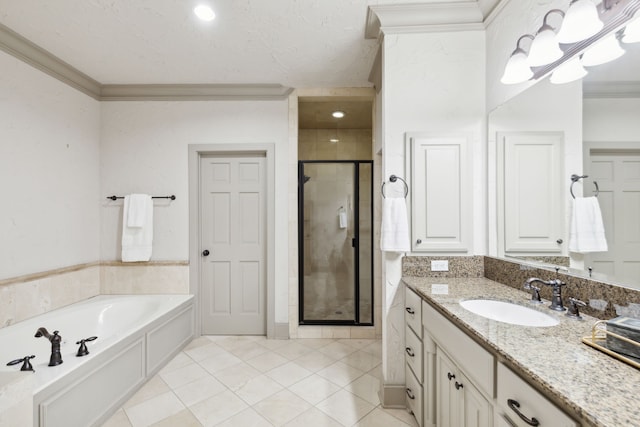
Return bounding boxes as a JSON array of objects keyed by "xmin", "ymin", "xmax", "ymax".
[
  {"xmin": 405, "ymin": 347, "xmax": 415, "ymax": 357},
  {"xmin": 447, "ymin": 372, "xmax": 455, "ymax": 381},
  {"xmin": 416, "ymin": 239, "xmax": 422, "ymax": 244},
  {"xmin": 507, "ymin": 399, "xmax": 540, "ymax": 426},
  {"xmin": 557, "ymin": 238, "xmax": 563, "ymax": 244},
  {"xmin": 455, "ymin": 381, "xmax": 464, "ymax": 390},
  {"xmin": 405, "ymin": 307, "xmax": 415, "ymax": 315},
  {"xmin": 202, "ymin": 249, "xmax": 210, "ymax": 256}
]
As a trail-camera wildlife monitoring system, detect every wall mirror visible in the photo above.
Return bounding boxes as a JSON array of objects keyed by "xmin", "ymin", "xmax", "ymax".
[{"xmin": 488, "ymin": 41, "xmax": 640, "ymax": 290}]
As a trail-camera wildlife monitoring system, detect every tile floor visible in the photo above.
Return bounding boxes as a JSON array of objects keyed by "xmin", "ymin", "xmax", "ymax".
[{"xmin": 101, "ymin": 336, "xmax": 418, "ymax": 427}]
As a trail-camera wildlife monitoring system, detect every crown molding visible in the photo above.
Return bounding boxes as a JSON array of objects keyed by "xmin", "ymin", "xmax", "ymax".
[
  {"xmin": 100, "ymin": 84, "xmax": 294, "ymax": 101},
  {"xmin": 365, "ymin": 2, "xmax": 484, "ymax": 39},
  {"xmin": 0, "ymin": 22, "xmax": 293, "ymax": 101},
  {"xmin": 583, "ymin": 81, "xmax": 640, "ymax": 99},
  {"xmin": 0, "ymin": 22, "xmax": 102, "ymax": 99}
]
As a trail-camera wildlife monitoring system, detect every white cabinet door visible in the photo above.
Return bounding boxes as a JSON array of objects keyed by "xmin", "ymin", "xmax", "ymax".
[
  {"xmin": 422, "ymin": 332, "xmax": 437, "ymax": 427},
  {"xmin": 408, "ymin": 134, "xmax": 471, "ymax": 253},
  {"xmin": 436, "ymin": 349, "xmax": 460, "ymax": 427},
  {"xmin": 498, "ymin": 132, "xmax": 564, "ymax": 255},
  {"xmin": 461, "ymin": 371, "xmax": 492, "ymax": 427}
]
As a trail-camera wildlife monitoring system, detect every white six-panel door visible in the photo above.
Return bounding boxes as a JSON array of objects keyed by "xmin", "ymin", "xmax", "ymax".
[{"xmin": 200, "ymin": 154, "xmax": 266, "ymax": 335}]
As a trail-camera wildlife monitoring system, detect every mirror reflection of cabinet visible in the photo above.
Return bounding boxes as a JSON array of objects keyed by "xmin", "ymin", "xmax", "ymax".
[{"xmin": 497, "ymin": 132, "xmax": 564, "ymax": 256}]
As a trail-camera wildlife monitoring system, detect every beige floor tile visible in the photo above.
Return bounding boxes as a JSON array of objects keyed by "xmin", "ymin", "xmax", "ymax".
[
  {"xmin": 184, "ymin": 342, "xmax": 226, "ymax": 362},
  {"xmin": 228, "ymin": 340, "xmax": 271, "ymax": 360},
  {"xmin": 259, "ymin": 338, "xmax": 291, "ymax": 351},
  {"xmin": 123, "ymin": 376, "xmax": 171, "ymax": 410},
  {"xmin": 266, "ymin": 361, "xmax": 313, "ymax": 387},
  {"xmin": 283, "ymin": 407, "xmax": 343, "ymax": 427},
  {"xmin": 318, "ymin": 342, "xmax": 359, "ymax": 359},
  {"xmin": 215, "ymin": 408, "xmax": 273, "ymax": 427},
  {"xmin": 317, "ymin": 361, "xmax": 365, "ymax": 387},
  {"xmin": 337, "ymin": 339, "xmax": 378, "ymax": 349},
  {"xmin": 273, "ymin": 342, "xmax": 314, "ymax": 360},
  {"xmin": 184, "ymin": 336, "xmax": 215, "ymax": 351},
  {"xmin": 246, "ymin": 351, "xmax": 289, "ymax": 372},
  {"xmin": 160, "ymin": 352, "xmax": 194, "ymax": 374},
  {"xmin": 288, "ymin": 374, "xmax": 341, "ymax": 405},
  {"xmin": 124, "ymin": 391, "xmax": 185, "ymax": 427},
  {"xmin": 253, "ymin": 389, "xmax": 312, "ymax": 426},
  {"xmin": 198, "ymin": 351, "xmax": 243, "ymax": 375},
  {"xmin": 216, "ymin": 335, "xmax": 266, "ymax": 352},
  {"xmin": 149, "ymin": 409, "xmax": 202, "ymax": 427},
  {"xmin": 214, "ymin": 362, "xmax": 262, "ymax": 390},
  {"xmin": 173, "ymin": 376, "xmax": 226, "ymax": 406},
  {"xmin": 340, "ymin": 350, "xmax": 381, "ymax": 372},
  {"xmin": 354, "ymin": 407, "xmax": 414, "ymax": 426},
  {"xmin": 101, "ymin": 409, "xmax": 132, "ymax": 427},
  {"xmin": 293, "ymin": 350, "xmax": 337, "ymax": 372},
  {"xmin": 378, "ymin": 408, "xmax": 419, "ymax": 426},
  {"xmin": 315, "ymin": 390, "xmax": 375, "ymax": 427},
  {"xmin": 159, "ymin": 362, "xmax": 210, "ymax": 389},
  {"xmin": 345, "ymin": 374, "xmax": 381, "ymax": 406},
  {"xmin": 234, "ymin": 374, "xmax": 284, "ymax": 405},
  {"xmin": 294, "ymin": 338, "xmax": 336, "ymax": 349},
  {"xmin": 189, "ymin": 390, "xmax": 248, "ymax": 426}
]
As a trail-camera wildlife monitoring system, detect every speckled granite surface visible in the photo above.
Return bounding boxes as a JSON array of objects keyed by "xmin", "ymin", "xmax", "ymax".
[
  {"xmin": 402, "ymin": 256, "xmax": 484, "ymax": 277},
  {"xmin": 403, "ymin": 276, "xmax": 640, "ymax": 427}
]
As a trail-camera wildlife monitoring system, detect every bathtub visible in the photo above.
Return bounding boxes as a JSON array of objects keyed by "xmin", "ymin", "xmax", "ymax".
[{"xmin": 0, "ymin": 294, "xmax": 195, "ymax": 427}]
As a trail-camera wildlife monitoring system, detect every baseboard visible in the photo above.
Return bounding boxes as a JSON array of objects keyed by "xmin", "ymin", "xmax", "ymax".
[
  {"xmin": 274, "ymin": 322, "xmax": 290, "ymax": 340},
  {"xmin": 380, "ymin": 384, "xmax": 407, "ymax": 408}
]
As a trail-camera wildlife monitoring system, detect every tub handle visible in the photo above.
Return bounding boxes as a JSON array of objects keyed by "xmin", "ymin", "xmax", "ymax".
[
  {"xmin": 6, "ymin": 355, "xmax": 35, "ymax": 372},
  {"xmin": 76, "ymin": 336, "xmax": 98, "ymax": 357}
]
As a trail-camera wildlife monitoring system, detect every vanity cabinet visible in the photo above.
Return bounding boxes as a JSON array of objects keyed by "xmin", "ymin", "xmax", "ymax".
[
  {"xmin": 436, "ymin": 349, "xmax": 492, "ymax": 427},
  {"xmin": 495, "ymin": 363, "xmax": 577, "ymax": 427},
  {"xmin": 404, "ymin": 287, "xmax": 423, "ymax": 426}
]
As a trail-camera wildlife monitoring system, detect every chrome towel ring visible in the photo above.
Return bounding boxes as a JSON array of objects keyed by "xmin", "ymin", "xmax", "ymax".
[
  {"xmin": 381, "ymin": 174, "xmax": 408, "ymax": 198},
  {"xmin": 570, "ymin": 174, "xmax": 599, "ymax": 199}
]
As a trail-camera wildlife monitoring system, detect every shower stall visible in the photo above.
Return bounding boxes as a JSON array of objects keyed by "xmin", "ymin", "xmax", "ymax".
[{"xmin": 298, "ymin": 160, "xmax": 373, "ymax": 325}]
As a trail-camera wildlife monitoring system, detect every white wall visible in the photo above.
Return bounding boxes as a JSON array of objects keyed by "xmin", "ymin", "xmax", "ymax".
[
  {"xmin": 381, "ymin": 30, "xmax": 485, "ymax": 386},
  {"xmin": 584, "ymin": 98, "xmax": 640, "ymax": 141},
  {"xmin": 0, "ymin": 51, "xmax": 101, "ymax": 280},
  {"xmin": 99, "ymin": 100, "xmax": 290, "ymax": 321}
]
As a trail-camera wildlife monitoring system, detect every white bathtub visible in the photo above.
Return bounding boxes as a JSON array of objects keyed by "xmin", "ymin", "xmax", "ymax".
[{"xmin": 0, "ymin": 294, "xmax": 195, "ymax": 427}]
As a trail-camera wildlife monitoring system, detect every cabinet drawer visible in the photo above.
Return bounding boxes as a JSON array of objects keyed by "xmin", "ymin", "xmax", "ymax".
[
  {"xmin": 497, "ymin": 363, "xmax": 577, "ymax": 427},
  {"xmin": 405, "ymin": 364, "xmax": 423, "ymax": 427},
  {"xmin": 422, "ymin": 300, "xmax": 494, "ymax": 398},
  {"xmin": 405, "ymin": 324, "xmax": 423, "ymax": 382},
  {"xmin": 405, "ymin": 287, "xmax": 422, "ymax": 336}
]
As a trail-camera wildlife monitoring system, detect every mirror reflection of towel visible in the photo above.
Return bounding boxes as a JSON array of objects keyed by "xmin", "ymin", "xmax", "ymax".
[
  {"xmin": 122, "ymin": 194, "xmax": 153, "ymax": 262},
  {"xmin": 569, "ymin": 197, "xmax": 607, "ymax": 253},
  {"xmin": 381, "ymin": 198, "xmax": 410, "ymax": 252}
]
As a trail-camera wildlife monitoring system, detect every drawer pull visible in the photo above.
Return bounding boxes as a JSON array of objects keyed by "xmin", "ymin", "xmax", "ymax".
[
  {"xmin": 405, "ymin": 347, "xmax": 415, "ymax": 357},
  {"xmin": 406, "ymin": 388, "xmax": 416, "ymax": 400},
  {"xmin": 405, "ymin": 307, "xmax": 415, "ymax": 315},
  {"xmin": 455, "ymin": 381, "xmax": 464, "ymax": 390},
  {"xmin": 507, "ymin": 399, "xmax": 540, "ymax": 426},
  {"xmin": 447, "ymin": 372, "xmax": 455, "ymax": 381}
]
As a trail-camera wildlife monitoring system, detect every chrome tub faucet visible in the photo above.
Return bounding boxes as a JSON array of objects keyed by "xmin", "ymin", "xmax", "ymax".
[{"xmin": 35, "ymin": 327, "xmax": 63, "ymax": 366}]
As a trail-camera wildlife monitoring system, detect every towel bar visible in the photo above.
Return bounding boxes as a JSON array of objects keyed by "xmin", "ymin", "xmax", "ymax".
[
  {"xmin": 106, "ymin": 195, "xmax": 176, "ymax": 201},
  {"xmin": 381, "ymin": 175, "xmax": 408, "ymax": 198},
  {"xmin": 570, "ymin": 174, "xmax": 599, "ymax": 199}
]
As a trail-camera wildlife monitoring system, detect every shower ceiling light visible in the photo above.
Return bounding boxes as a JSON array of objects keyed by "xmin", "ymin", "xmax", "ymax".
[
  {"xmin": 332, "ymin": 111, "xmax": 345, "ymax": 118},
  {"xmin": 329, "ymin": 138, "xmax": 339, "ymax": 143},
  {"xmin": 527, "ymin": 9, "xmax": 565, "ymax": 67},
  {"xmin": 556, "ymin": 0, "xmax": 603, "ymax": 44},
  {"xmin": 194, "ymin": 4, "xmax": 215, "ymax": 21}
]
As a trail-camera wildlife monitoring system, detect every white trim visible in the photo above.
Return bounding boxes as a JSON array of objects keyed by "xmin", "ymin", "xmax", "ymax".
[{"xmin": 188, "ymin": 144, "xmax": 277, "ymax": 339}]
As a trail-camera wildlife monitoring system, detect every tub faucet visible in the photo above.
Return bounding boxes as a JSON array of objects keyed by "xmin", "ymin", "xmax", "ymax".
[
  {"xmin": 524, "ymin": 278, "xmax": 566, "ymax": 311},
  {"xmin": 35, "ymin": 327, "xmax": 63, "ymax": 366}
]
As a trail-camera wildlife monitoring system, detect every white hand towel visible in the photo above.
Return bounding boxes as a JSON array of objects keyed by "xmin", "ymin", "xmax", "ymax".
[
  {"xmin": 569, "ymin": 197, "xmax": 608, "ymax": 253},
  {"xmin": 122, "ymin": 194, "xmax": 153, "ymax": 262},
  {"xmin": 127, "ymin": 194, "xmax": 149, "ymax": 227},
  {"xmin": 380, "ymin": 197, "xmax": 411, "ymax": 252}
]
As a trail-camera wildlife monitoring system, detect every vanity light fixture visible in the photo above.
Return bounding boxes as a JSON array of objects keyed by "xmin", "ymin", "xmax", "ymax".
[
  {"xmin": 550, "ymin": 56, "xmax": 588, "ymax": 84},
  {"xmin": 622, "ymin": 10, "xmax": 640, "ymax": 43},
  {"xmin": 332, "ymin": 110, "xmax": 345, "ymax": 118},
  {"xmin": 500, "ymin": 35, "xmax": 535, "ymax": 85},
  {"xmin": 556, "ymin": 0, "xmax": 604, "ymax": 43},
  {"xmin": 581, "ymin": 32, "xmax": 625, "ymax": 66},
  {"xmin": 527, "ymin": 9, "xmax": 565, "ymax": 67},
  {"xmin": 194, "ymin": 4, "xmax": 216, "ymax": 21}
]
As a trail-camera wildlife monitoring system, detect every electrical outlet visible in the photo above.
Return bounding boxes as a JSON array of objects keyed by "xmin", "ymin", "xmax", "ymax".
[{"xmin": 431, "ymin": 260, "xmax": 449, "ymax": 272}]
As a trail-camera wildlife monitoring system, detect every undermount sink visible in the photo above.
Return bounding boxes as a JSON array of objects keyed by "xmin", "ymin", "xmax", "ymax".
[{"xmin": 459, "ymin": 299, "xmax": 559, "ymax": 327}]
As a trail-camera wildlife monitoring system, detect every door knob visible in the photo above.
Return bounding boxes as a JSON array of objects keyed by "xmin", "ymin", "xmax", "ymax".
[{"xmin": 202, "ymin": 249, "xmax": 210, "ymax": 256}]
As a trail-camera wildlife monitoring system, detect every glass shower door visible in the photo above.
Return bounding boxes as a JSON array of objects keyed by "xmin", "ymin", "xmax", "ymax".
[{"xmin": 298, "ymin": 161, "xmax": 373, "ymax": 325}]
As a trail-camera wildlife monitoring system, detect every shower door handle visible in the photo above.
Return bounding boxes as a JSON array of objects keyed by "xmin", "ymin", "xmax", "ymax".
[{"xmin": 352, "ymin": 238, "xmax": 356, "ymax": 248}]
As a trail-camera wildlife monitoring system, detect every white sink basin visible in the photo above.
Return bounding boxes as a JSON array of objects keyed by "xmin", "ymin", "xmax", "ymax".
[{"xmin": 459, "ymin": 299, "xmax": 559, "ymax": 327}]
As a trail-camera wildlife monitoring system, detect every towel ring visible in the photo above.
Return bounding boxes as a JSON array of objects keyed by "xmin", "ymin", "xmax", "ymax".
[
  {"xmin": 381, "ymin": 175, "xmax": 408, "ymax": 198},
  {"xmin": 570, "ymin": 174, "xmax": 599, "ymax": 199}
]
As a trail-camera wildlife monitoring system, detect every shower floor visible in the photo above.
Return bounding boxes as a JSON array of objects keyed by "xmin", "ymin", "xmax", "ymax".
[{"xmin": 302, "ymin": 272, "xmax": 372, "ymax": 323}]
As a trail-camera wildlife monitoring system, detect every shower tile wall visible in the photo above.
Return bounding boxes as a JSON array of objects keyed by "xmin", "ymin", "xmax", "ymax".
[{"xmin": 299, "ymin": 129, "xmax": 372, "ymax": 161}]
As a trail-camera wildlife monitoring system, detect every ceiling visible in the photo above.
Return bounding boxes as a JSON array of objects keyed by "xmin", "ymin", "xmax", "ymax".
[
  {"xmin": 299, "ymin": 100, "xmax": 373, "ymax": 129},
  {"xmin": 0, "ymin": 0, "xmax": 499, "ymax": 88}
]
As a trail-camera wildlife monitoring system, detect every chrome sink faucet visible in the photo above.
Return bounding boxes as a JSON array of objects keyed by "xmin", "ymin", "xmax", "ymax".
[{"xmin": 524, "ymin": 278, "xmax": 566, "ymax": 311}]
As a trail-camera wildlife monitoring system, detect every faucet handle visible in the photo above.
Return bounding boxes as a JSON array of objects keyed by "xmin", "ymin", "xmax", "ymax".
[
  {"xmin": 566, "ymin": 297, "xmax": 586, "ymax": 319},
  {"xmin": 526, "ymin": 284, "xmax": 542, "ymax": 303},
  {"xmin": 6, "ymin": 355, "xmax": 36, "ymax": 372},
  {"xmin": 76, "ymin": 336, "xmax": 98, "ymax": 357}
]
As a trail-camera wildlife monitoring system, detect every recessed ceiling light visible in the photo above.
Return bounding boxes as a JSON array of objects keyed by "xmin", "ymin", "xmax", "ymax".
[
  {"xmin": 194, "ymin": 5, "xmax": 215, "ymax": 21},
  {"xmin": 332, "ymin": 111, "xmax": 345, "ymax": 119}
]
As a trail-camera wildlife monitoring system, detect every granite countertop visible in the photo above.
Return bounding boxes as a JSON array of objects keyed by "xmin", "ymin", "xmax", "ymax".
[{"xmin": 402, "ymin": 276, "xmax": 640, "ymax": 427}]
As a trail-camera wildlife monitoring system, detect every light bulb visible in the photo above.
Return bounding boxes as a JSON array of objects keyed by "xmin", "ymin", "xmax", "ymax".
[
  {"xmin": 550, "ymin": 56, "xmax": 587, "ymax": 84},
  {"xmin": 556, "ymin": 0, "xmax": 603, "ymax": 44},
  {"xmin": 582, "ymin": 33, "xmax": 625, "ymax": 67}
]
